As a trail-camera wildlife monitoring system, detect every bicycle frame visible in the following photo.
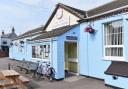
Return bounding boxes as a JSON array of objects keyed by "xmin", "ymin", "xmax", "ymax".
[{"xmin": 36, "ymin": 62, "xmax": 55, "ymax": 81}]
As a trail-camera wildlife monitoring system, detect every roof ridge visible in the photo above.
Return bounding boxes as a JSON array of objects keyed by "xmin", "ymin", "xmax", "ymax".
[
  {"xmin": 58, "ymin": 3, "xmax": 85, "ymax": 12},
  {"xmin": 80, "ymin": 0, "xmax": 128, "ymax": 22},
  {"xmin": 57, "ymin": 3, "xmax": 86, "ymax": 18}
]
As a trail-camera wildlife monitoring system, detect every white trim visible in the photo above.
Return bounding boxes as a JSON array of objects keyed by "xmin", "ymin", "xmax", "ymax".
[
  {"xmin": 102, "ymin": 57, "xmax": 126, "ymax": 61},
  {"xmin": 64, "ymin": 42, "xmax": 79, "ymax": 76},
  {"xmin": 68, "ymin": 58, "xmax": 78, "ymax": 62},
  {"xmin": 103, "ymin": 20, "xmax": 124, "ymax": 58},
  {"xmin": 104, "ymin": 45, "xmax": 124, "ymax": 48},
  {"xmin": 31, "ymin": 58, "xmax": 51, "ymax": 62}
]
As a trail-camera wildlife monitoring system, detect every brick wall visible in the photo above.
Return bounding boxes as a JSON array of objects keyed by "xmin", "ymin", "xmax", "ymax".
[{"xmin": 0, "ymin": 51, "xmax": 9, "ymax": 57}]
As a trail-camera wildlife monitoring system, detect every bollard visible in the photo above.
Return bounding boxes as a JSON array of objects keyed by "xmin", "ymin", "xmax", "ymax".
[{"xmin": 8, "ymin": 62, "xmax": 11, "ymax": 70}]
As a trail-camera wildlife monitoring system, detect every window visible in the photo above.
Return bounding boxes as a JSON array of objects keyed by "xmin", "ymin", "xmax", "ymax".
[
  {"xmin": 18, "ymin": 41, "xmax": 24, "ymax": 53},
  {"xmin": 32, "ymin": 46, "xmax": 42, "ymax": 58},
  {"xmin": 3, "ymin": 41, "xmax": 7, "ymax": 44},
  {"xmin": 18, "ymin": 45, "xmax": 24, "ymax": 53},
  {"xmin": 42, "ymin": 45, "xmax": 50, "ymax": 59},
  {"xmin": 32, "ymin": 46, "xmax": 36, "ymax": 58},
  {"xmin": 104, "ymin": 20, "xmax": 124, "ymax": 58},
  {"xmin": 32, "ymin": 44, "xmax": 50, "ymax": 59}
]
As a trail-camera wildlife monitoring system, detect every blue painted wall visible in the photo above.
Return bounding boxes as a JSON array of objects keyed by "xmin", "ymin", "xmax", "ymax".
[
  {"xmin": 80, "ymin": 14, "xmax": 126, "ymax": 79},
  {"xmin": 54, "ymin": 25, "xmax": 80, "ymax": 79},
  {"xmin": 80, "ymin": 14, "xmax": 128, "ymax": 88},
  {"xmin": 105, "ymin": 75, "xmax": 128, "ymax": 89},
  {"xmin": 9, "ymin": 13, "xmax": 128, "ymax": 88},
  {"xmin": 9, "ymin": 25, "xmax": 80, "ymax": 79},
  {"xmin": 9, "ymin": 38, "xmax": 34, "ymax": 61},
  {"xmin": 104, "ymin": 15, "xmax": 128, "ymax": 89}
]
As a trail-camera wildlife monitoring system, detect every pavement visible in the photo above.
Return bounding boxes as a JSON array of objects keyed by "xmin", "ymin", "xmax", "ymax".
[{"xmin": 0, "ymin": 57, "xmax": 114, "ymax": 89}]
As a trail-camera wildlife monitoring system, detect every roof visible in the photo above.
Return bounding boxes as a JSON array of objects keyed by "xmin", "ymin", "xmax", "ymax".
[
  {"xmin": 43, "ymin": 3, "xmax": 86, "ymax": 31},
  {"xmin": 80, "ymin": 0, "xmax": 128, "ymax": 22},
  {"xmin": 31, "ymin": 24, "xmax": 79, "ymax": 41},
  {"xmin": 58, "ymin": 3, "xmax": 86, "ymax": 18},
  {"xmin": 14, "ymin": 26, "xmax": 44, "ymax": 40},
  {"xmin": 105, "ymin": 61, "xmax": 128, "ymax": 78},
  {"xmin": 87, "ymin": 0, "xmax": 128, "ymax": 17},
  {"xmin": 14, "ymin": 1, "xmax": 128, "ymax": 40},
  {"xmin": 1, "ymin": 33, "xmax": 17, "ymax": 39}
]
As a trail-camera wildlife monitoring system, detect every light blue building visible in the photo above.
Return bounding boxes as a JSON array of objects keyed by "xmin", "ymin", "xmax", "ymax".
[
  {"xmin": 10, "ymin": 0, "xmax": 128, "ymax": 88},
  {"xmin": 9, "ymin": 26, "xmax": 44, "ymax": 61}
]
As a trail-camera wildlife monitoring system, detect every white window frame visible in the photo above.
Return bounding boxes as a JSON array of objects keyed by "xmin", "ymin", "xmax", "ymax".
[
  {"xmin": 103, "ymin": 20, "xmax": 125, "ymax": 61},
  {"xmin": 32, "ymin": 44, "xmax": 50, "ymax": 60}
]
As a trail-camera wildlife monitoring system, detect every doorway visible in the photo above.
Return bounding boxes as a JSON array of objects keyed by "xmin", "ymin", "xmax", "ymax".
[{"xmin": 64, "ymin": 42, "xmax": 78, "ymax": 77}]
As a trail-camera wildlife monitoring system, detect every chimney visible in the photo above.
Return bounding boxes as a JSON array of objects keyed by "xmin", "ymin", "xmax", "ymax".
[
  {"xmin": 2, "ymin": 30, "xmax": 4, "ymax": 35},
  {"xmin": 12, "ymin": 27, "xmax": 15, "ymax": 33}
]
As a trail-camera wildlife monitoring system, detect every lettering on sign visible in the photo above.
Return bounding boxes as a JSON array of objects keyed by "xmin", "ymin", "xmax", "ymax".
[{"xmin": 66, "ymin": 36, "xmax": 77, "ymax": 40}]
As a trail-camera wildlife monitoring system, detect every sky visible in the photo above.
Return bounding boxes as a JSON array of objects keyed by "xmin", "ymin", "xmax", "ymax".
[{"xmin": 0, "ymin": 0, "xmax": 113, "ymax": 35}]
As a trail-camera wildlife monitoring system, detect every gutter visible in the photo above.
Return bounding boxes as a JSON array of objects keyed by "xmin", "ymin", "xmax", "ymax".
[
  {"xmin": 79, "ymin": 5, "xmax": 128, "ymax": 22},
  {"xmin": 12, "ymin": 31, "xmax": 43, "ymax": 41}
]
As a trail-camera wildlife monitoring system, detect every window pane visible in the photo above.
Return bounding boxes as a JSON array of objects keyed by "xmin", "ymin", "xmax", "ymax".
[
  {"xmin": 32, "ymin": 45, "xmax": 50, "ymax": 59},
  {"xmin": 104, "ymin": 20, "xmax": 123, "ymax": 57},
  {"xmin": 32, "ymin": 46, "xmax": 36, "ymax": 58}
]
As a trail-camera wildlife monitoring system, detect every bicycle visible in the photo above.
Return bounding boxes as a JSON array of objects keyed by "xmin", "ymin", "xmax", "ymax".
[{"xmin": 36, "ymin": 62, "xmax": 55, "ymax": 82}]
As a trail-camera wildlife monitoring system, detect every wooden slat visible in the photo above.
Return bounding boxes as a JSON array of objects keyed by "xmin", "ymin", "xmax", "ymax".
[
  {"xmin": 0, "ymin": 73, "xmax": 5, "ymax": 80},
  {"xmin": 1, "ymin": 70, "xmax": 19, "ymax": 77},
  {"xmin": 18, "ymin": 76, "xmax": 29, "ymax": 83}
]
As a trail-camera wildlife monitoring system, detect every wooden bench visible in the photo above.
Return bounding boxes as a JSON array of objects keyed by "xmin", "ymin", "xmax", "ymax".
[
  {"xmin": 17, "ymin": 61, "xmax": 39, "ymax": 75},
  {"xmin": 0, "ymin": 70, "xmax": 29, "ymax": 89},
  {"xmin": 0, "ymin": 80, "xmax": 14, "ymax": 88},
  {"xmin": 18, "ymin": 76, "xmax": 29, "ymax": 84},
  {"xmin": 17, "ymin": 61, "xmax": 30, "ymax": 73},
  {"xmin": 17, "ymin": 76, "xmax": 29, "ymax": 89},
  {"xmin": 0, "ymin": 83, "xmax": 3, "ymax": 89},
  {"xmin": 0, "ymin": 73, "xmax": 4, "ymax": 80}
]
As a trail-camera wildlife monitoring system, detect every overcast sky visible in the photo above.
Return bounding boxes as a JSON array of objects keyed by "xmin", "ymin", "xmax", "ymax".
[{"xmin": 0, "ymin": 0, "xmax": 113, "ymax": 35}]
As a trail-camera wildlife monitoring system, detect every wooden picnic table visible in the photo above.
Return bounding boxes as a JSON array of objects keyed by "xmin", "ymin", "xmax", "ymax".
[
  {"xmin": 0, "ymin": 70, "xmax": 29, "ymax": 89},
  {"xmin": 1, "ymin": 70, "xmax": 19, "ymax": 77}
]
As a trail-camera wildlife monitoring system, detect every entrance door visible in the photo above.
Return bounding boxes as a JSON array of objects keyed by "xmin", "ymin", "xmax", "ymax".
[{"xmin": 64, "ymin": 42, "xmax": 78, "ymax": 74}]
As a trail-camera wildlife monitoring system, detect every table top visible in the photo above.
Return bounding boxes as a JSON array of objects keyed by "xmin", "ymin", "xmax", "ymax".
[{"xmin": 1, "ymin": 70, "xmax": 19, "ymax": 77}]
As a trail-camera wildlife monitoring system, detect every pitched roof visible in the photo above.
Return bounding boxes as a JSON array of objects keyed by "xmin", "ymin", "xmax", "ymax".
[
  {"xmin": 80, "ymin": 0, "xmax": 128, "ymax": 22},
  {"xmin": 58, "ymin": 3, "xmax": 86, "ymax": 18},
  {"xmin": 31, "ymin": 24, "xmax": 79, "ymax": 41},
  {"xmin": 87, "ymin": 0, "xmax": 128, "ymax": 17},
  {"xmin": 43, "ymin": 3, "xmax": 86, "ymax": 31},
  {"xmin": 14, "ymin": 26, "xmax": 44, "ymax": 40},
  {"xmin": 1, "ymin": 33, "xmax": 17, "ymax": 39},
  {"xmin": 105, "ymin": 61, "xmax": 128, "ymax": 78}
]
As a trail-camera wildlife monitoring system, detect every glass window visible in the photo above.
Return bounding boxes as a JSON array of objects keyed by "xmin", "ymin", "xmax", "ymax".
[
  {"xmin": 104, "ymin": 20, "xmax": 124, "ymax": 57},
  {"xmin": 32, "ymin": 44, "xmax": 50, "ymax": 59}
]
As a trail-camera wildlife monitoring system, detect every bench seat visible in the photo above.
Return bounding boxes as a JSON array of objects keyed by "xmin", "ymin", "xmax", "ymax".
[{"xmin": 18, "ymin": 76, "xmax": 29, "ymax": 84}]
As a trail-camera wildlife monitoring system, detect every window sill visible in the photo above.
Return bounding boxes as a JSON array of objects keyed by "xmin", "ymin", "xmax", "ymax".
[
  {"xmin": 31, "ymin": 58, "xmax": 51, "ymax": 62},
  {"xmin": 102, "ymin": 57, "xmax": 126, "ymax": 61}
]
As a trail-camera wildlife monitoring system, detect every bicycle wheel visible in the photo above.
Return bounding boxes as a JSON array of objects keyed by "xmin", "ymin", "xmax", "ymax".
[{"xmin": 47, "ymin": 67, "xmax": 55, "ymax": 81}]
